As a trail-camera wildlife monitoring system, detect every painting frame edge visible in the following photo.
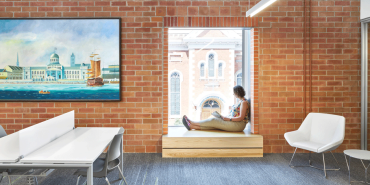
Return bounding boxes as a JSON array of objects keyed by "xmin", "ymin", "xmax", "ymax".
[{"xmin": 0, "ymin": 17, "xmax": 122, "ymax": 102}]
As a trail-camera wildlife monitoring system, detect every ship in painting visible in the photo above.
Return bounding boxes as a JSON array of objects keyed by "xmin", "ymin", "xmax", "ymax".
[{"xmin": 86, "ymin": 52, "xmax": 104, "ymax": 87}]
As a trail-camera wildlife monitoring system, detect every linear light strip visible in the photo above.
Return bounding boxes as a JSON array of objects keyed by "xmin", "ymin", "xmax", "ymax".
[{"xmin": 245, "ymin": 0, "xmax": 278, "ymax": 17}]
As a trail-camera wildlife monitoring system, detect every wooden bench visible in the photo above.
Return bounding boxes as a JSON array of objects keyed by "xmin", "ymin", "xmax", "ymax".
[{"xmin": 162, "ymin": 127, "xmax": 263, "ymax": 158}]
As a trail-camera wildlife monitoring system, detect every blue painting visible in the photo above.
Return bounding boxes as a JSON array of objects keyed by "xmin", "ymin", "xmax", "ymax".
[{"xmin": 0, "ymin": 19, "xmax": 121, "ymax": 101}]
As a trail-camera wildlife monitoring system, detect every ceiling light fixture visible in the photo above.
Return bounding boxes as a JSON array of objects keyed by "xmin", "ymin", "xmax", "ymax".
[{"xmin": 245, "ymin": 0, "xmax": 278, "ymax": 17}]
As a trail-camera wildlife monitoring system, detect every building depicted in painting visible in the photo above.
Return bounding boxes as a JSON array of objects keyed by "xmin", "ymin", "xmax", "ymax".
[
  {"xmin": 168, "ymin": 30, "xmax": 243, "ymax": 125},
  {"xmin": 102, "ymin": 65, "xmax": 119, "ymax": 83},
  {"xmin": 70, "ymin": 53, "xmax": 75, "ymax": 67},
  {"xmin": 0, "ymin": 66, "xmax": 23, "ymax": 80},
  {"xmin": 16, "ymin": 53, "xmax": 19, "ymax": 67},
  {"xmin": 0, "ymin": 52, "xmax": 91, "ymax": 82}
]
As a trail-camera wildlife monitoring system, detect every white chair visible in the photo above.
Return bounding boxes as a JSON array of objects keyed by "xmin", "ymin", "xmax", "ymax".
[
  {"xmin": 284, "ymin": 113, "xmax": 345, "ymax": 178},
  {"xmin": 74, "ymin": 128, "xmax": 127, "ymax": 185}
]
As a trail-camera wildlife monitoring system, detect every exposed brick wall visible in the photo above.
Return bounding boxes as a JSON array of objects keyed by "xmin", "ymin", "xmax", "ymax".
[
  {"xmin": 258, "ymin": 0, "xmax": 361, "ymax": 153},
  {"xmin": 0, "ymin": 0, "xmax": 362, "ymax": 153}
]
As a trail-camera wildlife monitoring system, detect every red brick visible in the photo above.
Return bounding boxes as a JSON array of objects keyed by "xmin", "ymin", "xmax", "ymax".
[
  {"xmin": 0, "ymin": 2, "xmax": 12, "ymax": 6},
  {"xmin": 176, "ymin": 1, "xmax": 191, "ymax": 6},
  {"xmin": 30, "ymin": 2, "xmax": 45, "ymax": 6}
]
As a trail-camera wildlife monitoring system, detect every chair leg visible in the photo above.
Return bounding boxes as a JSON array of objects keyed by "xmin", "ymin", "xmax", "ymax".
[
  {"xmin": 289, "ymin": 147, "xmax": 298, "ymax": 167},
  {"xmin": 323, "ymin": 153, "xmax": 327, "ymax": 178},
  {"xmin": 118, "ymin": 166, "xmax": 128, "ymax": 185},
  {"xmin": 289, "ymin": 148, "xmax": 340, "ymax": 178},
  {"xmin": 76, "ymin": 175, "xmax": 81, "ymax": 185},
  {"xmin": 330, "ymin": 151, "xmax": 340, "ymax": 170},
  {"xmin": 105, "ymin": 177, "xmax": 111, "ymax": 185},
  {"xmin": 34, "ymin": 176, "xmax": 38, "ymax": 185}
]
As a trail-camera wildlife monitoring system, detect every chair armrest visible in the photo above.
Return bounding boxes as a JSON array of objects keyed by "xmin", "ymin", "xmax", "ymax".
[
  {"xmin": 284, "ymin": 130, "xmax": 306, "ymax": 146},
  {"xmin": 317, "ymin": 139, "xmax": 344, "ymax": 153}
]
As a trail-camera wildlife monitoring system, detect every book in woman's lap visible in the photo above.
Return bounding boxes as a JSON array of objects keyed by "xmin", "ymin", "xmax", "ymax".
[{"xmin": 211, "ymin": 111, "xmax": 222, "ymax": 118}]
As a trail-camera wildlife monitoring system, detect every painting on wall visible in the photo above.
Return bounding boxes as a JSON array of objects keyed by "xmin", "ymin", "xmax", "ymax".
[{"xmin": 0, "ymin": 18, "xmax": 121, "ymax": 101}]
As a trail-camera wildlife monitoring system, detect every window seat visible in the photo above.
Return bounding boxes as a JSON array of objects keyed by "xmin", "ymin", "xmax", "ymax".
[{"xmin": 162, "ymin": 127, "xmax": 263, "ymax": 158}]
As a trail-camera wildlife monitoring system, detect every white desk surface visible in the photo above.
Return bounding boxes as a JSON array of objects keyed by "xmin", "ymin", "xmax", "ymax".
[
  {"xmin": 20, "ymin": 127, "xmax": 120, "ymax": 164},
  {"xmin": 0, "ymin": 132, "xmax": 20, "ymax": 163}
]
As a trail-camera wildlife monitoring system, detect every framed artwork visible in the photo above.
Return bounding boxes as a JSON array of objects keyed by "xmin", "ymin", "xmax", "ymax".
[{"xmin": 0, "ymin": 18, "xmax": 121, "ymax": 101}]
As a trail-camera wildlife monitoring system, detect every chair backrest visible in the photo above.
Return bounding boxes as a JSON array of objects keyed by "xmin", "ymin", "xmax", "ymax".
[
  {"xmin": 0, "ymin": 125, "xmax": 6, "ymax": 138},
  {"xmin": 118, "ymin": 127, "xmax": 124, "ymax": 134},
  {"xmin": 303, "ymin": 113, "xmax": 345, "ymax": 144},
  {"xmin": 107, "ymin": 130, "xmax": 124, "ymax": 162}
]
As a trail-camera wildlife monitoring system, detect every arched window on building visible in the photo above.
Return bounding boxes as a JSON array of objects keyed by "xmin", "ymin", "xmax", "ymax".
[
  {"xmin": 237, "ymin": 73, "xmax": 242, "ymax": 86},
  {"xmin": 203, "ymin": 100, "xmax": 220, "ymax": 108},
  {"xmin": 208, "ymin": 54, "xmax": 214, "ymax": 77},
  {"xmin": 200, "ymin": 63, "xmax": 205, "ymax": 77},
  {"xmin": 201, "ymin": 99, "xmax": 221, "ymax": 120},
  {"xmin": 218, "ymin": 63, "xmax": 222, "ymax": 77},
  {"xmin": 170, "ymin": 72, "xmax": 180, "ymax": 115}
]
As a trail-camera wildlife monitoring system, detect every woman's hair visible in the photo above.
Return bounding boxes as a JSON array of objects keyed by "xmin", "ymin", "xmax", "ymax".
[{"xmin": 233, "ymin": 85, "xmax": 246, "ymax": 98}]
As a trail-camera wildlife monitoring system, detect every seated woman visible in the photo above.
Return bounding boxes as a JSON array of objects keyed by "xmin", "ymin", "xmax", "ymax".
[{"xmin": 182, "ymin": 85, "xmax": 250, "ymax": 132}]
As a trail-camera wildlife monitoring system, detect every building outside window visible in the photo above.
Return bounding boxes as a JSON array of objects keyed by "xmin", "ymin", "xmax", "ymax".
[
  {"xmin": 170, "ymin": 72, "xmax": 180, "ymax": 116},
  {"xmin": 168, "ymin": 29, "xmax": 251, "ymax": 126},
  {"xmin": 208, "ymin": 54, "xmax": 214, "ymax": 77},
  {"xmin": 218, "ymin": 63, "xmax": 222, "ymax": 77},
  {"xmin": 237, "ymin": 73, "xmax": 242, "ymax": 86},
  {"xmin": 200, "ymin": 63, "xmax": 204, "ymax": 77}
]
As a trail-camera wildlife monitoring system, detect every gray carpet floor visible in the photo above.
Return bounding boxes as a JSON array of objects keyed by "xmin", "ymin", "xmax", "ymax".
[{"xmin": 0, "ymin": 153, "xmax": 367, "ymax": 185}]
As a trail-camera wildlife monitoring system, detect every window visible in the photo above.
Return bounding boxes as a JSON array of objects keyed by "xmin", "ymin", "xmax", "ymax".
[
  {"xmin": 203, "ymin": 100, "xmax": 220, "ymax": 108},
  {"xmin": 168, "ymin": 29, "xmax": 252, "ymax": 126},
  {"xmin": 170, "ymin": 72, "xmax": 180, "ymax": 115},
  {"xmin": 200, "ymin": 63, "xmax": 205, "ymax": 77},
  {"xmin": 208, "ymin": 54, "xmax": 214, "ymax": 77},
  {"xmin": 237, "ymin": 73, "xmax": 242, "ymax": 86},
  {"xmin": 218, "ymin": 63, "xmax": 222, "ymax": 77}
]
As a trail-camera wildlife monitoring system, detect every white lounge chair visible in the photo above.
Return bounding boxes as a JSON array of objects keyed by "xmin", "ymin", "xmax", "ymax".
[{"xmin": 284, "ymin": 113, "xmax": 345, "ymax": 178}]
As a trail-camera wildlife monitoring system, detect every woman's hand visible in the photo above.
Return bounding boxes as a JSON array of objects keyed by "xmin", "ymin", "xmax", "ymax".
[{"xmin": 222, "ymin": 116, "xmax": 229, "ymax": 121}]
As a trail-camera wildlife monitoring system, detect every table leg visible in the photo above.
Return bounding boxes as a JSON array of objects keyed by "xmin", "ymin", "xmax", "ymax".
[
  {"xmin": 360, "ymin": 160, "xmax": 370, "ymax": 184},
  {"xmin": 120, "ymin": 139, "xmax": 123, "ymax": 179},
  {"xmin": 345, "ymin": 154, "xmax": 350, "ymax": 184},
  {"xmin": 362, "ymin": 160, "xmax": 368, "ymax": 184},
  {"xmin": 349, "ymin": 156, "xmax": 351, "ymax": 184},
  {"xmin": 87, "ymin": 164, "xmax": 93, "ymax": 185}
]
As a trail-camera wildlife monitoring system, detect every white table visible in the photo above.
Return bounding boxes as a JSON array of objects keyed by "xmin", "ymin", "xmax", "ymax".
[
  {"xmin": 344, "ymin": 149, "xmax": 370, "ymax": 184},
  {"xmin": 0, "ymin": 127, "xmax": 122, "ymax": 185},
  {"xmin": 0, "ymin": 132, "xmax": 19, "ymax": 163}
]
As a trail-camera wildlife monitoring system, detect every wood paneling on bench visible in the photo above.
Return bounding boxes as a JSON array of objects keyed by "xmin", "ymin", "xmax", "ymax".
[{"xmin": 162, "ymin": 127, "xmax": 263, "ymax": 158}]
